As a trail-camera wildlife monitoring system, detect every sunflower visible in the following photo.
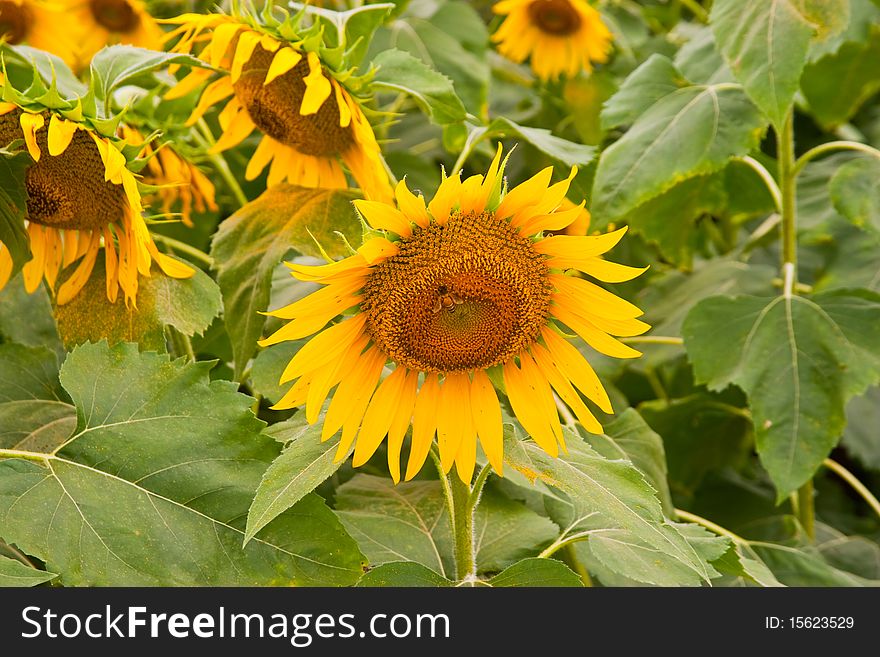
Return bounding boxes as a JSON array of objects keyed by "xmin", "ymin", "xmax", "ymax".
[
  {"xmin": 0, "ymin": 0, "xmax": 78, "ymax": 66},
  {"xmin": 119, "ymin": 125, "xmax": 217, "ymax": 227},
  {"xmin": 259, "ymin": 147, "xmax": 649, "ymax": 483},
  {"xmin": 0, "ymin": 101, "xmax": 193, "ymax": 304},
  {"xmin": 164, "ymin": 9, "xmax": 393, "ymax": 202},
  {"xmin": 492, "ymin": 0, "xmax": 612, "ymax": 81},
  {"xmin": 61, "ymin": 0, "xmax": 163, "ymax": 70}
]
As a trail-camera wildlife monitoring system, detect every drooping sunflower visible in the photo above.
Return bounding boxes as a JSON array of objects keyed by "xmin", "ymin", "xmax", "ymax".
[
  {"xmin": 164, "ymin": 8, "xmax": 393, "ymax": 202},
  {"xmin": 61, "ymin": 0, "xmax": 164, "ymax": 70},
  {"xmin": 119, "ymin": 125, "xmax": 217, "ymax": 227},
  {"xmin": 492, "ymin": 0, "xmax": 613, "ymax": 81},
  {"xmin": 260, "ymin": 147, "xmax": 649, "ymax": 483},
  {"xmin": 0, "ymin": 0, "xmax": 78, "ymax": 66},
  {"xmin": 0, "ymin": 101, "xmax": 193, "ymax": 304}
]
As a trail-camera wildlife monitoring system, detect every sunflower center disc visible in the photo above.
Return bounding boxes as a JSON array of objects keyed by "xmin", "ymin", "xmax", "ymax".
[
  {"xmin": 0, "ymin": 111, "xmax": 127, "ymax": 231},
  {"xmin": 362, "ymin": 210, "xmax": 552, "ymax": 373},
  {"xmin": 528, "ymin": 0, "xmax": 582, "ymax": 36},
  {"xmin": 89, "ymin": 0, "xmax": 139, "ymax": 32},
  {"xmin": 233, "ymin": 45, "xmax": 354, "ymax": 158},
  {"xmin": 0, "ymin": 0, "xmax": 32, "ymax": 43}
]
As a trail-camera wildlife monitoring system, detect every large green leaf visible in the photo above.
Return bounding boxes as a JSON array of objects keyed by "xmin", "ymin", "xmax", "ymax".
[
  {"xmin": 710, "ymin": 0, "xmax": 845, "ymax": 128},
  {"xmin": 0, "ymin": 554, "xmax": 57, "ymax": 587},
  {"xmin": 842, "ymin": 386, "xmax": 880, "ymax": 470},
  {"xmin": 485, "ymin": 117, "xmax": 596, "ymax": 168},
  {"xmin": 503, "ymin": 426, "xmax": 719, "ymax": 584},
  {"xmin": 0, "ymin": 342, "xmax": 364, "ymax": 585},
  {"xmin": 371, "ymin": 49, "xmax": 467, "ymax": 125},
  {"xmin": 0, "ymin": 275, "xmax": 61, "ymax": 351},
  {"xmin": 211, "ymin": 185, "xmax": 361, "ymax": 380},
  {"xmin": 54, "ymin": 255, "xmax": 221, "ymax": 351},
  {"xmin": 488, "ymin": 558, "xmax": 582, "ymax": 587},
  {"xmin": 245, "ymin": 418, "xmax": 353, "ymax": 543},
  {"xmin": 0, "ymin": 147, "xmax": 32, "ymax": 281},
  {"xmin": 357, "ymin": 562, "xmax": 452, "ymax": 587},
  {"xmin": 591, "ymin": 84, "xmax": 764, "ymax": 220},
  {"xmin": 683, "ymin": 289, "xmax": 880, "ymax": 498}
]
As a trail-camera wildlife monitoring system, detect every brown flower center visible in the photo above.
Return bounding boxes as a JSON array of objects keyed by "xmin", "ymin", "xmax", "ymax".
[
  {"xmin": 0, "ymin": 0, "xmax": 32, "ymax": 44},
  {"xmin": 0, "ymin": 110, "xmax": 127, "ymax": 231},
  {"xmin": 89, "ymin": 0, "xmax": 139, "ymax": 33},
  {"xmin": 233, "ymin": 45, "xmax": 354, "ymax": 157},
  {"xmin": 362, "ymin": 210, "xmax": 552, "ymax": 373},
  {"xmin": 528, "ymin": 0, "xmax": 582, "ymax": 36}
]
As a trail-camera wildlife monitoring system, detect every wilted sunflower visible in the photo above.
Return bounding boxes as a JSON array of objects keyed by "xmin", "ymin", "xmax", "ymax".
[
  {"xmin": 260, "ymin": 147, "xmax": 649, "ymax": 483},
  {"xmin": 62, "ymin": 0, "xmax": 163, "ymax": 69},
  {"xmin": 493, "ymin": 0, "xmax": 612, "ymax": 81},
  {"xmin": 119, "ymin": 125, "xmax": 217, "ymax": 227},
  {"xmin": 164, "ymin": 8, "xmax": 393, "ymax": 202},
  {"xmin": 0, "ymin": 101, "xmax": 193, "ymax": 304}
]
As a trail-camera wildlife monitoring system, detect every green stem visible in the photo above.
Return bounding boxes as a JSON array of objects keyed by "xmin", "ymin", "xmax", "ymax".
[
  {"xmin": 792, "ymin": 140, "xmax": 880, "ymax": 177},
  {"xmin": 195, "ymin": 119, "xmax": 249, "ymax": 207},
  {"xmin": 449, "ymin": 474, "xmax": 477, "ymax": 582},
  {"xmin": 152, "ymin": 233, "xmax": 214, "ymax": 267},
  {"xmin": 674, "ymin": 508, "xmax": 749, "ymax": 546},
  {"xmin": 778, "ymin": 110, "xmax": 815, "ymax": 540},
  {"xmin": 469, "ymin": 463, "xmax": 492, "ymax": 510},
  {"xmin": 823, "ymin": 458, "xmax": 880, "ymax": 522},
  {"xmin": 0, "ymin": 448, "xmax": 48, "ymax": 463},
  {"xmin": 560, "ymin": 544, "xmax": 592, "ymax": 587},
  {"xmin": 169, "ymin": 327, "xmax": 196, "ymax": 362},
  {"xmin": 797, "ymin": 480, "xmax": 816, "ymax": 541},
  {"xmin": 736, "ymin": 156, "xmax": 782, "ymax": 212},
  {"xmin": 450, "ymin": 127, "xmax": 487, "ymax": 176}
]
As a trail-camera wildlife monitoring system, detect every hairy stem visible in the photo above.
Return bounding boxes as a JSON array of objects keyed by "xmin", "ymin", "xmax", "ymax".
[
  {"xmin": 823, "ymin": 458, "xmax": 880, "ymax": 522},
  {"xmin": 792, "ymin": 140, "xmax": 880, "ymax": 177},
  {"xmin": 195, "ymin": 119, "xmax": 249, "ymax": 207},
  {"xmin": 450, "ymin": 474, "xmax": 477, "ymax": 582}
]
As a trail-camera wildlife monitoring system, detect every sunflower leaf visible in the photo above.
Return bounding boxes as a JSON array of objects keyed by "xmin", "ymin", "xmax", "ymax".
[
  {"xmin": 88, "ymin": 46, "xmax": 206, "ymax": 108},
  {"xmin": 210, "ymin": 185, "xmax": 361, "ymax": 381},
  {"xmin": 0, "ymin": 146, "xmax": 32, "ymax": 282},
  {"xmin": 503, "ymin": 425, "xmax": 720, "ymax": 584},
  {"xmin": 683, "ymin": 289, "xmax": 880, "ymax": 499},
  {"xmin": 0, "ymin": 555, "xmax": 57, "ymax": 587},
  {"xmin": 357, "ymin": 562, "xmax": 453, "ymax": 587},
  {"xmin": 485, "ymin": 117, "xmax": 596, "ymax": 168},
  {"xmin": 370, "ymin": 48, "xmax": 467, "ymax": 125},
  {"xmin": 600, "ymin": 54, "xmax": 690, "ymax": 131},
  {"xmin": 0, "ymin": 341, "xmax": 364, "ymax": 585},
  {"xmin": 590, "ymin": 83, "xmax": 765, "ymax": 221},
  {"xmin": 487, "ymin": 558, "xmax": 582, "ymax": 587},
  {"xmin": 709, "ymin": 0, "xmax": 847, "ymax": 129}
]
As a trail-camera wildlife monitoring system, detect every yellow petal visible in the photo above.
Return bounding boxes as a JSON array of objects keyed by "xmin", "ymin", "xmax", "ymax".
[
  {"xmin": 427, "ymin": 170, "xmax": 461, "ymax": 223},
  {"xmin": 278, "ymin": 314, "xmax": 367, "ymax": 383},
  {"xmin": 56, "ymin": 231, "xmax": 101, "ymax": 305},
  {"xmin": 535, "ymin": 227, "xmax": 629, "ymax": 262},
  {"xmin": 395, "ymin": 179, "xmax": 429, "ymax": 228},
  {"xmin": 47, "ymin": 115, "xmax": 77, "ymax": 156},
  {"xmin": 334, "ymin": 81, "xmax": 352, "ymax": 128},
  {"xmin": 470, "ymin": 369, "xmax": 503, "ymax": 474},
  {"xmin": 495, "ymin": 167, "xmax": 552, "ymax": 219},
  {"xmin": 531, "ymin": 343, "xmax": 603, "ymax": 434},
  {"xmin": 552, "ymin": 305, "xmax": 643, "ymax": 359},
  {"xmin": 550, "ymin": 274, "xmax": 643, "ymax": 320},
  {"xmin": 387, "ymin": 370, "xmax": 418, "ymax": 483},
  {"xmin": 265, "ymin": 46, "xmax": 302, "ymax": 85},
  {"xmin": 0, "ymin": 245, "xmax": 13, "ymax": 291},
  {"xmin": 352, "ymin": 367, "xmax": 409, "ymax": 468},
  {"xmin": 406, "ymin": 373, "xmax": 440, "ymax": 481},
  {"xmin": 19, "ymin": 112, "xmax": 45, "ymax": 161},
  {"xmin": 354, "ymin": 199, "xmax": 412, "ymax": 237},
  {"xmin": 209, "ymin": 21, "xmax": 243, "ymax": 67},
  {"xmin": 22, "ymin": 224, "xmax": 46, "ymax": 293},
  {"xmin": 230, "ymin": 30, "xmax": 262, "ymax": 83},
  {"xmin": 437, "ymin": 372, "xmax": 471, "ymax": 473},
  {"xmin": 209, "ymin": 105, "xmax": 256, "ymax": 153},
  {"xmin": 300, "ymin": 52, "xmax": 331, "ymax": 116},
  {"xmin": 358, "ymin": 236, "xmax": 398, "ymax": 264},
  {"xmin": 502, "ymin": 357, "xmax": 559, "ymax": 457},
  {"xmin": 578, "ymin": 257, "xmax": 649, "ymax": 283}
]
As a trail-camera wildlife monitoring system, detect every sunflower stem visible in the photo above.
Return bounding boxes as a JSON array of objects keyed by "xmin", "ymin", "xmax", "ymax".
[
  {"xmin": 777, "ymin": 109, "xmax": 816, "ymax": 542},
  {"xmin": 560, "ymin": 544, "xmax": 592, "ymax": 587},
  {"xmin": 676, "ymin": 0, "xmax": 709, "ymax": 23},
  {"xmin": 620, "ymin": 335, "xmax": 683, "ymax": 345},
  {"xmin": 194, "ymin": 119, "xmax": 249, "ymax": 208},
  {"xmin": 792, "ymin": 140, "xmax": 880, "ymax": 177},
  {"xmin": 152, "ymin": 233, "xmax": 214, "ymax": 267},
  {"xmin": 169, "ymin": 327, "xmax": 196, "ymax": 362},
  {"xmin": 449, "ymin": 473, "xmax": 477, "ymax": 583},
  {"xmin": 0, "ymin": 448, "xmax": 48, "ymax": 463}
]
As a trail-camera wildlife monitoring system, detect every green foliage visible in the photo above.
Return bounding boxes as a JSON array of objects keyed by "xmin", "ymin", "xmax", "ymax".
[
  {"xmin": 684, "ymin": 290, "xmax": 880, "ymax": 498},
  {"xmin": 0, "ymin": 148, "xmax": 32, "ymax": 281},
  {"xmin": 829, "ymin": 157, "xmax": 880, "ymax": 231},
  {"xmin": 211, "ymin": 185, "xmax": 361, "ymax": 380},
  {"xmin": 0, "ymin": 555, "xmax": 57, "ymax": 587}
]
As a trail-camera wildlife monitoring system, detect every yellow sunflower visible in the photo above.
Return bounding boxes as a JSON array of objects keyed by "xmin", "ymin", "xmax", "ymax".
[
  {"xmin": 164, "ymin": 10, "xmax": 393, "ymax": 202},
  {"xmin": 0, "ymin": 0, "xmax": 78, "ymax": 67},
  {"xmin": 60, "ymin": 0, "xmax": 163, "ymax": 70},
  {"xmin": 493, "ymin": 0, "xmax": 612, "ymax": 81},
  {"xmin": 119, "ymin": 125, "xmax": 217, "ymax": 227},
  {"xmin": 259, "ymin": 147, "xmax": 649, "ymax": 483},
  {"xmin": 0, "ymin": 102, "xmax": 193, "ymax": 304}
]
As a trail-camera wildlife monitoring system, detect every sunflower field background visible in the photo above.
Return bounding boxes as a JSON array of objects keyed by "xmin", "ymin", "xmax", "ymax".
[{"xmin": 1, "ymin": 0, "xmax": 880, "ymax": 588}]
